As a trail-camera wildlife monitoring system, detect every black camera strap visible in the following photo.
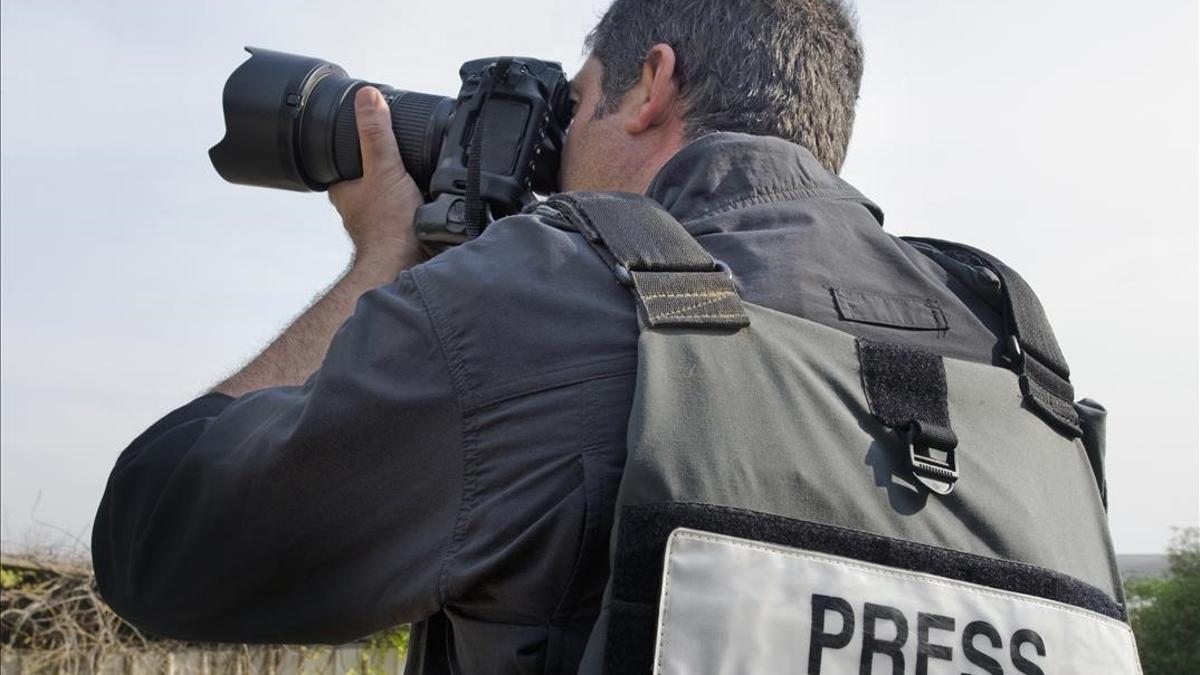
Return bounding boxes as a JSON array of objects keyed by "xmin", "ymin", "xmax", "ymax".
[
  {"xmin": 463, "ymin": 58, "xmax": 521, "ymax": 239},
  {"xmin": 464, "ymin": 109, "xmax": 488, "ymax": 239}
]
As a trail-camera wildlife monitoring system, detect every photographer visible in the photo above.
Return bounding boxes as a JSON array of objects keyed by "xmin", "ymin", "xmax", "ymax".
[{"xmin": 92, "ymin": 0, "xmax": 1074, "ymax": 672}]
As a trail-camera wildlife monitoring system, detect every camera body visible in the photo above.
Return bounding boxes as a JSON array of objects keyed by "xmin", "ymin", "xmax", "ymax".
[
  {"xmin": 209, "ymin": 48, "xmax": 574, "ymax": 254},
  {"xmin": 415, "ymin": 57, "xmax": 571, "ymax": 252}
]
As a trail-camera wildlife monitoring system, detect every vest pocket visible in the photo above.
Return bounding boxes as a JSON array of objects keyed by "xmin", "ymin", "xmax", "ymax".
[{"xmin": 831, "ymin": 287, "xmax": 949, "ymax": 331}]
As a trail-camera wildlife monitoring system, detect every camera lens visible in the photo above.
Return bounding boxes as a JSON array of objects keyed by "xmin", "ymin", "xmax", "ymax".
[
  {"xmin": 317, "ymin": 83, "xmax": 453, "ymax": 190},
  {"xmin": 209, "ymin": 48, "xmax": 453, "ymax": 193}
]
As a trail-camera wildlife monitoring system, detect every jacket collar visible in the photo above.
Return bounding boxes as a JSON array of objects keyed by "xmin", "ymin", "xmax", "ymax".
[{"xmin": 644, "ymin": 132, "xmax": 884, "ymax": 235}]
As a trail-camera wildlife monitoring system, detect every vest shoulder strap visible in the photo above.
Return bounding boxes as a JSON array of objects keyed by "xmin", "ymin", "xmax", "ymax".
[
  {"xmin": 542, "ymin": 192, "xmax": 748, "ymax": 330},
  {"xmin": 903, "ymin": 236, "xmax": 1082, "ymax": 438}
]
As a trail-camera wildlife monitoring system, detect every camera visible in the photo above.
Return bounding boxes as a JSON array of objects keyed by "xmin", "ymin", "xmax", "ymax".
[{"xmin": 209, "ymin": 48, "xmax": 574, "ymax": 252}]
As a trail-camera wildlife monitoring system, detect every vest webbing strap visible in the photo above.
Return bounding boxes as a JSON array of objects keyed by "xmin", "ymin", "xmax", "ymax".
[
  {"xmin": 857, "ymin": 339, "xmax": 961, "ymax": 494},
  {"xmin": 903, "ymin": 237, "xmax": 1082, "ymax": 438},
  {"xmin": 544, "ymin": 192, "xmax": 749, "ymax": 330}
]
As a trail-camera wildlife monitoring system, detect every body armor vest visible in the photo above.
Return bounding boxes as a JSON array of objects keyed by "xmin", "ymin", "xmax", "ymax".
[{"xmin": 543, "ymin": 193, "xmax": 1140, "ymax": 675}]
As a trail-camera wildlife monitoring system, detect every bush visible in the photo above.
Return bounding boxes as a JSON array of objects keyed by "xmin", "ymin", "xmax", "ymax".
[{"xmin": 1125, "ymin": 527, "xmax": 1200, "ymax": 674}]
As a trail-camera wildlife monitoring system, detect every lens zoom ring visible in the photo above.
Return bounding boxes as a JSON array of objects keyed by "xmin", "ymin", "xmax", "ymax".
[
  {"xmin": 391, "ymin": 92, "xmax": 444, "ymax": 187},
  {"xmin": 333, "ymin": 92, "xmax": 363, "ymax": 180}
]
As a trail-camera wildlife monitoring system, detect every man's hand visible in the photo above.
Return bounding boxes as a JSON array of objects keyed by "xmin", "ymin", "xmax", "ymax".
[
  {"xmin": 329, "ymin": 86, "xmax": 426, "ymax": 276},
  {"xmin": 211, "ymin": 87, "xmax": 427, "ymax": 398}
]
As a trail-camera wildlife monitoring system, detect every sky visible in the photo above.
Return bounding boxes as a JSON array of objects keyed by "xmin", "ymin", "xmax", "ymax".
[{"xmin": 1, "ymin": 0, "xmax": 1196, "ymax": 556}]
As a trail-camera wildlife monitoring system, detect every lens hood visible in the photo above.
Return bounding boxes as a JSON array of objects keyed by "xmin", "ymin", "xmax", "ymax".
[{"xmin": 209, "ymin": 47, "xmax": 345, "ymax": 191}]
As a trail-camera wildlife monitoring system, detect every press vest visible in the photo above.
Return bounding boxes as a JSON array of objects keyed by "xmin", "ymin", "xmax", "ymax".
[{"xmin": 543, "ymin": 192, "xmax": 1137, "ymax": 675}]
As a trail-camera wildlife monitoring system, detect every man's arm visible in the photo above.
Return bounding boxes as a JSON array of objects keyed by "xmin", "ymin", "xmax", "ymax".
[
  {"xmin": 214, "ymin": 85, "xmax": 423, "ymax": 397},
  {"xmin": 94, "ymin": 271, "xmax": 465, "ymax": 643},
  {"xmin": 92, "ymin": 86, "xmax": 464, "ymax": 644}
]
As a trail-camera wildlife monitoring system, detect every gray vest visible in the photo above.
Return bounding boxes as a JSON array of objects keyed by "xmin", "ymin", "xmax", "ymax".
[{"xmin": 543, "ymin": 193, "xmax": 1140, "ymax": 675}]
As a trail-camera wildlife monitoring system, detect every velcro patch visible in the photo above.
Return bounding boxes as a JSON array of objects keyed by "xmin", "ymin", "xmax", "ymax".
[{"xmin": 654, "ymin": 529, "xmax": 1141, "ymax": 675}]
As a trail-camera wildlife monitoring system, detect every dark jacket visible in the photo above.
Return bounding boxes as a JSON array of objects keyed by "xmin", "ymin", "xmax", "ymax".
[{"xmin": 93, "ymin": 132, "xmax": 1003, "ymax": 674}]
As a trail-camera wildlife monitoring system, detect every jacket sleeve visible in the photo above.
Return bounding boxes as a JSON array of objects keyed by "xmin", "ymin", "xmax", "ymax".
[{"xmin": 92, "ymin": 271, "xmax": 464, "ymax": 644}]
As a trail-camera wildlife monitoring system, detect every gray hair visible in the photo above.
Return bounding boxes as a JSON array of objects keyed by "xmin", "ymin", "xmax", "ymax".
[{"xmin": 585, "ymin": 0, "xmax": 863, "ymax": 174}]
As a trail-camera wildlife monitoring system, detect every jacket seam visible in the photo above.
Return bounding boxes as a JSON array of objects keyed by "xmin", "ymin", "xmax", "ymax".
[
  {"xmin": 410, "ymin": 267, "xmax": 478, "ymax": 606},
  {"xmin": 465, "ymin": 356, "xmax": 637, "ymax": 413},
  {"xmin": 679, "ymin": 185, "xmax": 864, "ymax": 223},
  {"xmin": 542, "ymin": 381, "xmax": 599, "ymax": 675},
  {"xmin": 550, "ymin": 378, "xmax": 603, "ymax": 620}
]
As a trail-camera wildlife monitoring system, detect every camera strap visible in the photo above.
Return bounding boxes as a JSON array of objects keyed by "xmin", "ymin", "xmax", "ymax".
[{"xmin": 463, "ymin": 76, "xmax": 500, "ymax": 239}]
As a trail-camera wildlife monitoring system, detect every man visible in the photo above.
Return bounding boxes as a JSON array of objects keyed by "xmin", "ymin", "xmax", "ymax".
[{"xmin": 94, "ymin": 0, "xmax": 1005, "ymax": 672}]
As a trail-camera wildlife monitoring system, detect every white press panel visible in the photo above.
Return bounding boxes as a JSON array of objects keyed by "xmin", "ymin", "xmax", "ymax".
[{"xmin": 653, "ymin": 529, "xmax": 1141, "ymax": 675}]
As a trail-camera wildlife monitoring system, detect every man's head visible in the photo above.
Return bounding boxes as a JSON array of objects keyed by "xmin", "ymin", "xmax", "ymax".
[{"xmin": 560, "ymin": 0, "xmax": 863, "ymax": 193}]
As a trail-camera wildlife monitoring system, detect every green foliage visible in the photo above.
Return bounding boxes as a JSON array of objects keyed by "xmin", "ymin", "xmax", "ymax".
[
  {"xmin": 1125, "ymin": 527, "xmax": 1200, "ymax": 675},
  {"xmin": 366, "ymin": 624, "xmax": 410, "ymax": 655},
  {"xmin": 0, "ymin": 566, "xmax": 28, "ymax": 589},
  {"xmin": 342, "ymin": 625, "xmax": 410, "ymax": 675}
]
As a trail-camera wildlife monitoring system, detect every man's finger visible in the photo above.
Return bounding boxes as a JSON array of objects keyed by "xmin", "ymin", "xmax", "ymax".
[{"xmin": 355, "ymin": 86, "xmax": 403, "ymax": 178}]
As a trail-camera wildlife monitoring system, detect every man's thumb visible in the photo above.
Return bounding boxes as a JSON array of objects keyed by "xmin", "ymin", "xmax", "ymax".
[{"xmin": 355, "ymin": 86, "xmax": 402, "ymax": 176}]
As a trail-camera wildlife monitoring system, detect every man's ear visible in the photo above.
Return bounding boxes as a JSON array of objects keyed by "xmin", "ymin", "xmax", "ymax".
[{"xmin": 623, "ymin": 43, "xmax": 680, "ymax": 135}]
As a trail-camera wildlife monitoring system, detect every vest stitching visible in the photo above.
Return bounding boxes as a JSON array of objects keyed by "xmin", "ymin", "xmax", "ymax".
[
  {"xmin": 651, "ymin": 294, "xmax": 735, "ymax": 320},
  {"xmin": 639, "ymin": 290, "xmax": 736, "ymax": 300}
]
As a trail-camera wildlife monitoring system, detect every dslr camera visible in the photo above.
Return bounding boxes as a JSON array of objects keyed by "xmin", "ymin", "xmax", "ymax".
[{"xmin": 209, "ymin": 48, "xmax": 575, "ymax": 253}]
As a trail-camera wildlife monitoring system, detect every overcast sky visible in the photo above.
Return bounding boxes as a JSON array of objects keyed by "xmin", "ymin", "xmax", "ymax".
[{"xmin": 1, "ymin": 0, "xmax": 1196, "ymax": 555}]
